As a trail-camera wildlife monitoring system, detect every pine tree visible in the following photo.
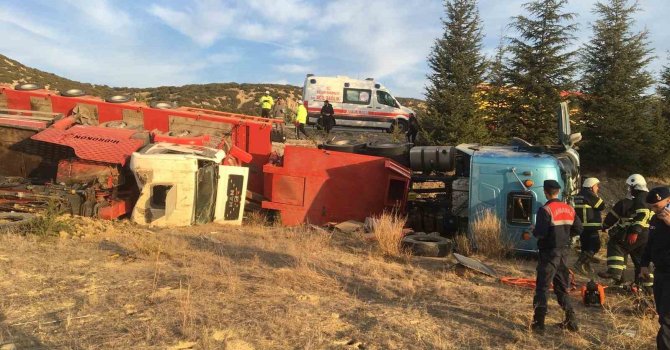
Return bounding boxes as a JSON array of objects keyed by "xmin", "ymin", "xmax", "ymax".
[
  {"xmin": 581, "ymin": 0, "xmax": 667, "ymax": 173},
  {"xmin": 483, "ymin": 41, "xmax": 514, "ymax": 142},
  {"xmin": 505, "ymin": 0, "xmax": 577, "ymax": 145},
  {"xmin": 423, "ymin": 0, "xmax": 488, "ymax": 145},
  {"xmin": 659, "ymin": 61, "xmax": 670, "ymax": 123}
]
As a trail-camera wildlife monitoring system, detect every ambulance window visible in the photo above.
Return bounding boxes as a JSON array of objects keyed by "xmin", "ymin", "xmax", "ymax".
[
  {"xmin": 377, "ymin": 91, "xmax": 399, "ymax": 108},
  {"xmin": 507, "ymin": 192, "xmax": 533, "ymax": 225},
  {"xmin": 343, "ymin": 88, "xmax": 371, "ymax": 105}
]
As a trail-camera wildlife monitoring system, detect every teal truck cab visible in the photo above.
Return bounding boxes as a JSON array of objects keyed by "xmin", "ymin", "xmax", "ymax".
[{"xmin": 408, "ymin": 103, "xmax": 581, "ymax": 252}]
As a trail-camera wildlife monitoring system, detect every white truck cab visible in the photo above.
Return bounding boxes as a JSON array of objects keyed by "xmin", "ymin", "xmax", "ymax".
[
  {"xmin": 129, "ymin": 143, "xmax": 248, "ymax": 227},
  {"xmin": 302, "ymin": 75, "xmax": 415, "ymax": 132}
]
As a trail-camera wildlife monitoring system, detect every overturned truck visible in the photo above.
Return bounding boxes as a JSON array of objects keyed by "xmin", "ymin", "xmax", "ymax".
[{"xmin": 0, "ymin": 84, "xmax": 410, "ymax": 226}]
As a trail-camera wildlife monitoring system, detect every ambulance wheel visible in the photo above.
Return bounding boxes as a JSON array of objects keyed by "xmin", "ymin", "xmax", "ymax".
[
  {"xmin": 388, "ymin": 119, "xmax": 408, "ymax": 133},
  {"xmin": 402, "ymin": 233, "xmax": 452, "ymax": 257},
  {"xmin": 0, "ymin": 212, "xmax": 36, "ymax": 231},
  {"xmin": 321, "ymin": 139, "xmax": 367, "ymax": 153}
]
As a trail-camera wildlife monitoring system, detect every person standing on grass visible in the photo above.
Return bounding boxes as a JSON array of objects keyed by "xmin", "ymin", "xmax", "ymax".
[
  {"xmin": 294, "ymin": 99, "xmax": 308, "ymax": 140},
  {"xmin": 641, "ymin": 187, "xmax": 670, "ymax": 350},
  {"xmin": 319, "ymin": 100, "xmax": 335, "ymax": 134},
  {"xmin": 573, "ymin": 177, "xmax": 606, "ymax": 275},
  {"xmin": 531, "ymin": 180, "xmax": 583, "ymax": 334}
]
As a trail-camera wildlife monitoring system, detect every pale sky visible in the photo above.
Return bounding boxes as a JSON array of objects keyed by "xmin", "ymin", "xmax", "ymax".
[{"xmin": 0, "ymin": 0, "xmax": 668, "ymax": 98}]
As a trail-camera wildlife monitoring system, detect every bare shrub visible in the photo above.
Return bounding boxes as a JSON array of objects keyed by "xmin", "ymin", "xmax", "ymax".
[
  {"xmin": 371, "ymin": 212, "xmax": 407, "ymax": 257},
  {"xmin": 454, "ymin": 233, "xmax": 472, "ymax": 256},
  {"xmin": 470, "ymin": 210, "xmax": 511, "ymax": 258}
]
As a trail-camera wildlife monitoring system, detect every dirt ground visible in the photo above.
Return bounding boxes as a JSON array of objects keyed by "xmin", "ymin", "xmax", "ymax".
[{"xmin": 0, "ymin": 214, "xmax": 659, "ymax": 350}]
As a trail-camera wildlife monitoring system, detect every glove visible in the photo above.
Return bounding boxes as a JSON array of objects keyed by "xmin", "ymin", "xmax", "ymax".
[{"xmin": 627, "ymin": 233, "xmax": 638, "ymax": 245}]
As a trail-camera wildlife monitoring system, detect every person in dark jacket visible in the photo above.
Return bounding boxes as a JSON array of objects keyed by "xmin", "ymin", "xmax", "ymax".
[
  {"xmin": 319, "ymin": 100, "xmax": 335, "ymax": 134},
  {"xmin": 573, "ymin": 177, "xmax": 606, "ymax": 275},
  {"xmin": 641, "ymin": 187, "xmax": 670, "ymax": 350},
  {"xmin": 531, "ymin": 180, "xmax": 583, "ymax": 334},
  {"xmin": 598, "ymin": 174, "xmax": 654, "ymax": 289},
  {"xmin": 406, "ymin": 113, "xmax": 419, "ymax": 143}
]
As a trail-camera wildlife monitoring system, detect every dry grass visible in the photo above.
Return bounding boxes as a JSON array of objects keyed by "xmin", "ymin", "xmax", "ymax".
[
  {"xmin": 371, "ymin": 212, "xmax": 407, "ymax": 257},
  {"xmin": 0, "ymin": 217, "xmax": 660, "ymax": 349},
  {"xmin": 470, "ymin": 210, "xmax": 511, "ymax": 258}
]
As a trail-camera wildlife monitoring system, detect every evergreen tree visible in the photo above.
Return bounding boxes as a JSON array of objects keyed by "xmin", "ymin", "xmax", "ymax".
[
  {"xmin": 423, "ymin": 0, "xmax": 488, "ymax": 145},
  {"xmin": 483, "ymin": 41, "xmax": 514, "ymax": 142},
  {"xmin": 505, "ymin": 0, "xmax": 577, "ymax": 145},
  {"xmin": 581, "ymin": 0, "xmax": 667, "ymax": 173},
  {"xmin": 659, "ymin": 60, "xmax": 670, "ymax": 123}
]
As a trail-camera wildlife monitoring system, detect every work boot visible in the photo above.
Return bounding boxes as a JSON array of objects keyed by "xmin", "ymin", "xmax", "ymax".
[
  {"xmin": 559, "ymin": 310, "xmax": 579, "ymax": 332},
  {"xmin": 573, "ymin": 252, "xmax": 591, "ymax": 275},
  {"xmin": 598, "ymin": 270, "xmax": 622, "ymax": 284},
  {"xmin": 531, "ymin": 312, "xmax": 546, "ymax": 334}
]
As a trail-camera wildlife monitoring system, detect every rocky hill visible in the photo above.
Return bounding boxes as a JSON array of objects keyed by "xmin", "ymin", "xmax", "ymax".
[{"xmin": 0, "ymin": 54, "xmax": 425, "ymax": 116}]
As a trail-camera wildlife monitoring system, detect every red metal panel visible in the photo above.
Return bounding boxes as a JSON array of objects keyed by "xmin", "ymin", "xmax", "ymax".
[
  {"xmin": 31, "ymin": 125, "xmax": 146, "ymax": 165},
  {"xmin": 0, "ymin": 119, "xmax": 48, "ymax": 130},
  {"xmin": 262, "ymin": 146, "xmax": 410, "ymax": 226},
  {"xmin": 98, "ymin": 199, "xmax": 133, "ymax": 219}
]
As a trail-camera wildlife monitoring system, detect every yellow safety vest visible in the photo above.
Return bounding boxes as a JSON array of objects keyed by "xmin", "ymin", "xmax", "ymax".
[
  {"xmin": 296, "ymin": 105, "xmax": 307, "ymax": 124},
  {"xmin": 260, "ymin": 95, "xmax": 274, "ymax": 109}
]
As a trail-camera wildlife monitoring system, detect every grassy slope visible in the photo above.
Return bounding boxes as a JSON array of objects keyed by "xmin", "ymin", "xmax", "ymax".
[{"xmin": 0, "ymin": 217, "xmax": 657, "ymax": 349}]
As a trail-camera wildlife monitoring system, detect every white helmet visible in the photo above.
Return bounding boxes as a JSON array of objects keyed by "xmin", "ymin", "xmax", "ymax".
[
  {"xmin": 583, "ymin": 177, "xmax": 600, "ymax": 188},
  {"xmin": 626, "ymin": 174, "xmax": 648, "ymax": 192},
  {"xmin": 265, "ymin": 90, "xmax": 270, "ymax": 94}
]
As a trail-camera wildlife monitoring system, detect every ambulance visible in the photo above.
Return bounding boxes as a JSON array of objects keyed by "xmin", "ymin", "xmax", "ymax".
[{"xmin": 302, "ymin": 75, "xmax": 415, "ymax": 132}]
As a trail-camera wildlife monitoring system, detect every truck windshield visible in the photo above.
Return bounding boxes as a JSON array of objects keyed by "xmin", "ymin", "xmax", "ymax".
[{"xmin": 376, "ymin": 91, "xmax": 399, "ymax": 108}]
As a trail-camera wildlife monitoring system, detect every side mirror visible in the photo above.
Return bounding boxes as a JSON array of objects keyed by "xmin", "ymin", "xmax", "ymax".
[{"xmin": 569, "ymin": 133, "xmax": 582, "ymax": 147}]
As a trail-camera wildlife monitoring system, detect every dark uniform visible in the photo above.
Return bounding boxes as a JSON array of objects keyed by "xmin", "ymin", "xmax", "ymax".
[
  {"xmin": 532, "ymin": 180, "xmax": 583, "ymax": 333},
  {"xmin": 599, "ymin": 189, "xmax": 654, "ymax": 288},
  {"xmin": 573, "ymin": 187, "xmax": 605, "ymax": 271},
  {"xmin": 642, "ymin": 187, "xmax": 670, "ymax": 350},
  {"xmin": 319, "ymin": 102, "xmax": 335, "ymax": 134},
  {"xmin": 407, "ymin": 113, "xmax": 419, "ymax": 144}
]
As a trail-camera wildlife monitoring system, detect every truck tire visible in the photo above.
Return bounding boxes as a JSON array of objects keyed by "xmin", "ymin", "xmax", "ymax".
[
  {"xmin": 60, "ymin": 89, "xmax": 86, "ymax": 97},
  {"xmin": 402, "ymin": 233, "xmax": 453, "ymax": 257},
  {"xmin": 14, "ymin": 83, "xmax": 41, "ymax": 91},
  {"xmin": 388, "ymin": 119, "xmax": 409, "ymax": 133},
  {"xmin": 106, "ymin": 95, "xmax": 132, "ymax": 103},
  {"xmin": 0, "ymin": 212, "xmax": 36, "ymax": 230},
  {"xmin": 321, "ymin": 139, "xmax": 367, "ymax": 153},
  {"xmin": 150, "ymin": 101, "xmax": 176, "ymax": 109}
]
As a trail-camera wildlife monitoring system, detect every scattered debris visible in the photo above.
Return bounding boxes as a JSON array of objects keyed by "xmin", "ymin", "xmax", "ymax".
[
  {"xmin": 453, "ymin": 253, "xmax": 497, "ymax": 277},
  {"xmin": 402, "ymin": 233, "xmax": 452, "ymax": 257},
  {"xmin": 334, "ymin": 220, "xmax": 365, "ymax": 233}
]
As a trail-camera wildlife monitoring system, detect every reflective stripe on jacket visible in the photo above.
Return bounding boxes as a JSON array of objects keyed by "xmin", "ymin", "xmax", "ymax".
[
  {"xmin": 573, "ymin": 189, "xmax": 605, "ymax": 228},
  {"xmin": 533, "ymin": 198, "xmax": 583, "ymax": 250}
]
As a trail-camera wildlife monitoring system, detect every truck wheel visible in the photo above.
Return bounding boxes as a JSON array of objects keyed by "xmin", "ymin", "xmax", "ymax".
[
  {"xmin": 365, "ymin": 142, "xmax": 409, "ymax": 157},
  {"xmin": 14, "ymin": 83, "xmax": 41, "ymax": 91},
  {"xmin": 388, "ymin": 119, "xmax": 409, "ymax": 133},
  {"xmin": 322, "ymin": 139, "xmax": 367, "ymax": 153},
  {"xmin": 0, "ymin": 212, "xmax": 36, "ymax": 231},
  {"xmin": 60, "ymin": 89, "xmax": 86, "ymax": 97},
  {"xmin": 106, "ymin": 95, "xmax": 132, "ymax": 103},
  {"xmin": 402, "ymin": 233, "xmax": 453, "ymax": 257}
]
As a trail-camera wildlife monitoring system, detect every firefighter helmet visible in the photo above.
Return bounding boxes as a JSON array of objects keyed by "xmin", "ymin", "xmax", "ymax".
[
  {"xmin": 583, "ymin": 177, "xmax": 600, "ymax": 188},
  {"xmin": 626, "ymin": 174, "xmax": 648, "ymax": 192}
]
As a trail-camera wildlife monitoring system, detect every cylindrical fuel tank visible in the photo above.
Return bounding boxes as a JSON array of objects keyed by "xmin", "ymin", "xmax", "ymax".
[{"xmin": 409, "ymin": 146, "xmax": 455, "ymax": 173}]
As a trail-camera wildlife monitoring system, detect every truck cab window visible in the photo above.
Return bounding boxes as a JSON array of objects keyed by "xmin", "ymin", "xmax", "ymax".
[
  {"xmin": 151, "ymin": 185, "xmax": 172, "ymax": 209},
  {"xmin": 507, "ymin": 192, "xmax": 532, "ymax": 225},
  {"xmin": 343, "ymin": 88, "xmax": 371, "ymax": 105},
  {"xmin": 376, "ymin": 91, "xmax": 398, "ymax": 108}
]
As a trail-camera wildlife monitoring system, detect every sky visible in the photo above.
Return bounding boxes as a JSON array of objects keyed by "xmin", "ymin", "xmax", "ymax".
[{"xmin": 0, "ymin": 0, "xmax": 668, "ymax": 99}]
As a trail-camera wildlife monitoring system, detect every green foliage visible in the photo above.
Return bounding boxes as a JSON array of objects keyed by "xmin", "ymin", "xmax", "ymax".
[
  {"xmin": 580, "ymin": 0, "xmax": 669, "ymax": 174},
  {"xmin": 482, "ymin": 42, "xmax": 514, "ymax": 143},
  {"xmin": 423, "ymin": 0, "xmax": 489, "ymax": 145},
  {"xmin": 505, "ymin": 0, "xmax": 577, "ymax": 145},
  {"xmin": 28, "ymin": 200, "xmax": 69, "ymax": 237},
  {"xmin": 659, "ymin": 61, "xmax": 670, "ymax": 123}
]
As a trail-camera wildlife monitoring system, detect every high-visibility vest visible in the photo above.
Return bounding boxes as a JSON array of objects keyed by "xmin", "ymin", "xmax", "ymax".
[
  {"xmin": 296, "ymin": 105, "xmax": 307, "ymax": 124},
  {"xmin": 260, "ymin": 95, "xmax": 274, "ymax": 109}
]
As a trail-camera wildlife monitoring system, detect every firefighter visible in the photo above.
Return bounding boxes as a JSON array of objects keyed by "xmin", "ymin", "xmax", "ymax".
[
  {"xmin": 531, "ymin": 180, "xmax": 583, "ymax": 334},
  {"xmin": 294, "ymin": 99, "xmax": 308, "ymax": 139},
  {"xmin": 641, "ymin": 187, "xmax": 670, "ymax": 350},
  {"xmin": 319, "ymin": 100, "xmax": 335, "ymax": 134},
  {"xmin": 573, "ymin": 177, "xmax": 605, "ymax": 275},
  {"xmin": 598, "ymin": 174, "xmax": 654, "ymax": 291},
  {"xmin": 259, "ymin": 91, "xmax": 274, "ymax": 118}
]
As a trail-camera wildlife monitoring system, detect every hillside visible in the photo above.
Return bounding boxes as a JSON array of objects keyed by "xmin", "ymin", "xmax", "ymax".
[{"xmin": 0, "ymin": 54, "xmax": 425, "ymax": 117}]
